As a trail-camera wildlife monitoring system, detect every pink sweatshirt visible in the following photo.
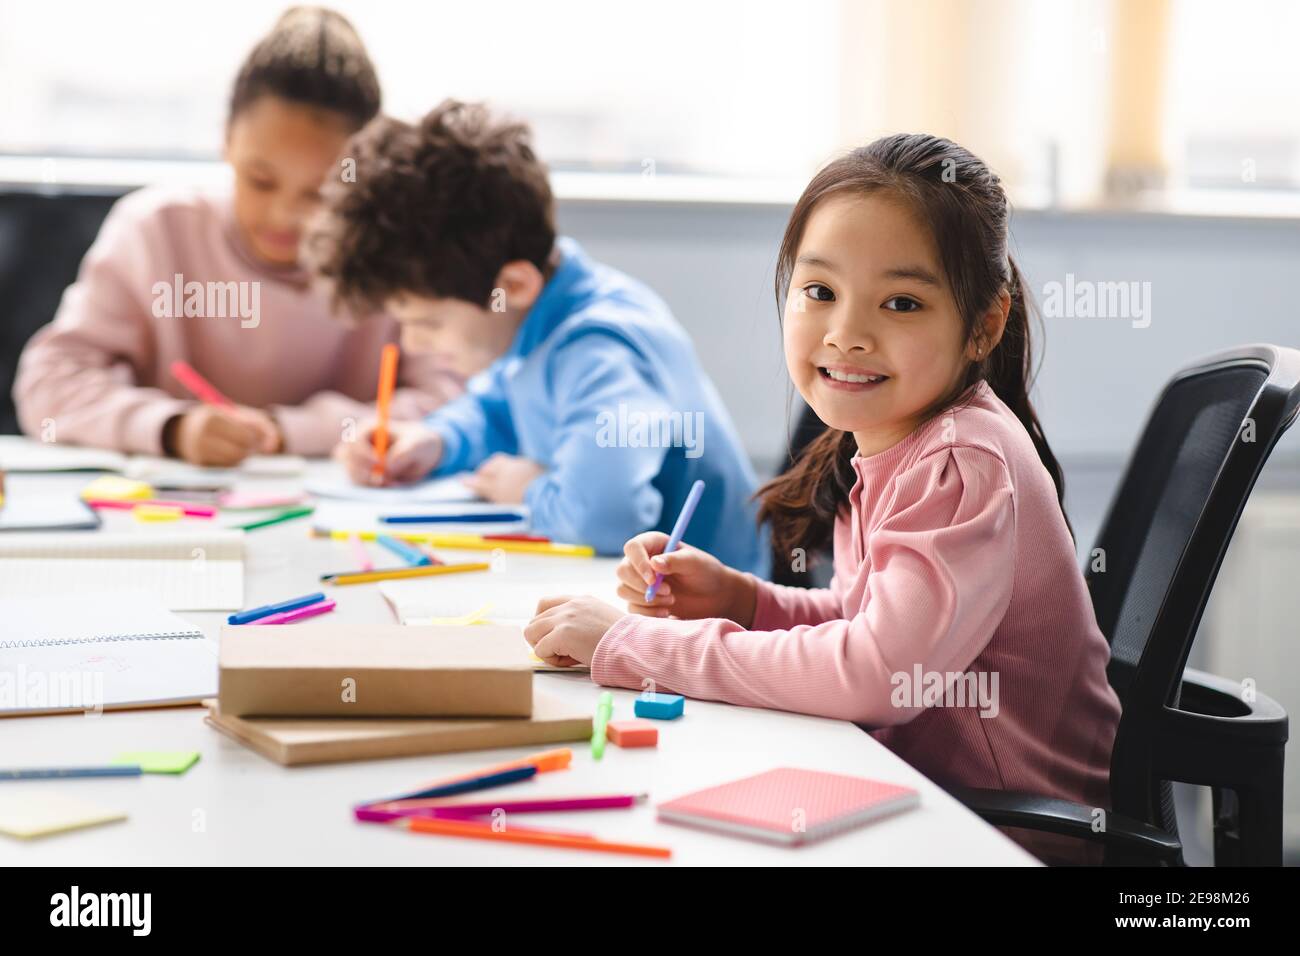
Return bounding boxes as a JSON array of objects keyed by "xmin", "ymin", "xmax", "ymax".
[
  {"xmin": 594, "ymin": 380, "xmax": 1121, "ymax": 855},
  {"xmin": 13, "ymin": 184, "xmax": 462, "ymax": 455}
]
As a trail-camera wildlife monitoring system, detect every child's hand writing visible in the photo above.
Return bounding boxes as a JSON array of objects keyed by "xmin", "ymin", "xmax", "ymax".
[
  {"xmin": 333, "ymin": 420, "xmax": 442, "ymax": 486},
  {"xmin": 523, "ymin": 595, "xmax": 625, "ymax": 667},
  {"xmin": 168, "ymin": 405, "xmax": 281, "ymax": 467},
  {"xmin": 617, "ymin": 531, "xmax": 757, "ymax": 626}
]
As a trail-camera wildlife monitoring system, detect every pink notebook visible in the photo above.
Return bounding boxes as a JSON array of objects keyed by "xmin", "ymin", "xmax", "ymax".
[{"xmin": 657, "ymin": 768, "xmax": 920, "ymax": 846}]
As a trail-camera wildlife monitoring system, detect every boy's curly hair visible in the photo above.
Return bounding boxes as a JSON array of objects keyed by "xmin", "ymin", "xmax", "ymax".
[{"xmin": 305, "ymin": 99, "xmax": 556, "ymax": 311}]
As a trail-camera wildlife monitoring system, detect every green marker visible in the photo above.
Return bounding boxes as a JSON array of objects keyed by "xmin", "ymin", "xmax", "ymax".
[
  {"xmin": 591, "ymin": 691, "xmax": 614, "ymax": 761},
  {"xmin": 232, "ymin": 505, "xmax": 315, "ymax": 532}
]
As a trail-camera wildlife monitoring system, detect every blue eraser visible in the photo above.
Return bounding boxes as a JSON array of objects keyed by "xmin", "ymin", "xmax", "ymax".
[{"xmin": 634, "ymin": 693, "xmax": 684, "ymax": 720}]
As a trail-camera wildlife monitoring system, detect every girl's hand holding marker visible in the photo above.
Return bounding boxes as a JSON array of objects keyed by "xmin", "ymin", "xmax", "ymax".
[
  {"xmin": 616, "ymin": 533, "xmax": 757, "ymax": 627},
  {"xmin": 525, "ymin": 480, "xmax": 758, "ymax": 667}
]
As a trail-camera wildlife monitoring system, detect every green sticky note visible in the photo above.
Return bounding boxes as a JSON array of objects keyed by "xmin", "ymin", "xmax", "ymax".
[{"xmin": 111, "ymin": 751, "xmax": 200, "ymax": 775}]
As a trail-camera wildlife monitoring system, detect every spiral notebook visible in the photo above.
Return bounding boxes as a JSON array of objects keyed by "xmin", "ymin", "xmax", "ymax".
[{"xmin": 0, "ymin": 591, "xmax": 217, "ymax": 717}]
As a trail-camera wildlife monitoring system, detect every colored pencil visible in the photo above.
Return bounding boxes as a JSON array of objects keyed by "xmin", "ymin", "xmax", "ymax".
[{"xmin": 323, "ymin": 562, "xmax": 490, "ymax": 586}]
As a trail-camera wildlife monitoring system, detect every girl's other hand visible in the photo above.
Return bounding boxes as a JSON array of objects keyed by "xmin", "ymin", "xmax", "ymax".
[
  {"xmin": 616, "ymin": 531, "xmax": 757, "ymax": 626},
  {"xmin": 524, "ymin": 595, "xmax": 625, "ymax": 667}
]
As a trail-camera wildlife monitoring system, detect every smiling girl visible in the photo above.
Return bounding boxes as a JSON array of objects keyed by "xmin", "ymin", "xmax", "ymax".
[
  {"xmin": 525, "ymin": 134, "xmax": 1121, "ymax": 859},
  {"xmin": 14, "ymin": 7, "xmax": 458, "ymax": 465}
]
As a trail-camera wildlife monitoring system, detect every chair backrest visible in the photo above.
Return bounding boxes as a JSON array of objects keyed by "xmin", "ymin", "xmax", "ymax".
[
  {"xmin": 1086, "ymin": 344, "xmax": 1300, "ymax": 837},
  {"xmin": 0, "ymin": 188, "xmax": 126, "ymax": 434}
]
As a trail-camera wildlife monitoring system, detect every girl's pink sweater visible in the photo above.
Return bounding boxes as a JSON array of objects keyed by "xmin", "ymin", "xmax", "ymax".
[
  {"xmin": 593, "ymin": 380, "xmax": 1121, "ymax": 824},
  {"xmin": 14, "ymin": 183, "xmax": 461, "ymax": 455}
]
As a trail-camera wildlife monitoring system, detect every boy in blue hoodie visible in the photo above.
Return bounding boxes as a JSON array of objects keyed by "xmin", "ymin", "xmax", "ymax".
[{"xmin": 310, "ymin": 100, "xmax": 766, "ymax": 574}]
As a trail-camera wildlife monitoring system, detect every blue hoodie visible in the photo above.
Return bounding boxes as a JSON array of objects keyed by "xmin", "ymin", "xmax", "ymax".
[{"xmin": 424, "ymin": 238, "xmax": 768, "ymax": 574}]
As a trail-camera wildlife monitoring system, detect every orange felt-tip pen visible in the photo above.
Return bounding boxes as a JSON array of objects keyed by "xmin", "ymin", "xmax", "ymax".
[
  {"xmin": 371, "ymin": 343, "xmax": 400, "ymax": 480},
  {"xmin": 400, "ymin": 816, "xmax": 672, "ymax": 859}
]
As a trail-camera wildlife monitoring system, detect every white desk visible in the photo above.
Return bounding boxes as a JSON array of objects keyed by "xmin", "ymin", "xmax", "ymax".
[{"xmin": 2, "ymin": 467, "xmax": 1037, "ymax": 866}]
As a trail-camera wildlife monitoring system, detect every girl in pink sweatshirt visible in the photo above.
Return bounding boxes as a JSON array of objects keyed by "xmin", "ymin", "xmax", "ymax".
[
  {"xmin": 13, "ymin": 9, "xmax": 459, "ymax": 464},
  {"xmin": 525, "ymin": 134, "xmax": 1121, "ymax": 863}
]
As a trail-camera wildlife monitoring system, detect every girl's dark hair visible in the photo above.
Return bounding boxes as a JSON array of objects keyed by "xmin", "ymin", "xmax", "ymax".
[
  {"xmin": 228, "ymin": 7, "xmax": 380, "ymax": 130},
  {"xmin": 758, "ymin": 133, "xmax": 1069, "ymax": 559}
]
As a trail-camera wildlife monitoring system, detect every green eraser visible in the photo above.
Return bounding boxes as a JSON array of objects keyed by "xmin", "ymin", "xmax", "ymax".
[{"xmin": 111, "ymin": 751, "xmax": 200, "ymax": 775}]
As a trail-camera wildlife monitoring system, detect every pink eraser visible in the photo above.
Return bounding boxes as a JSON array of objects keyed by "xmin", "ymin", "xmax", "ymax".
[{"xmin": 606, "ymin": 720, "xmax": 658, "ymax": 748}]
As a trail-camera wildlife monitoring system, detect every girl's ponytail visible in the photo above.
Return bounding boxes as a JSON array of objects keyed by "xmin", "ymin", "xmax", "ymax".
[
  {"xmin": 983, "ymin": 258, "xmax": 1070, "ymax": 536},
  {"xmin": 758, "ymin": 425, "xmax": 856, "ymax": 562}
]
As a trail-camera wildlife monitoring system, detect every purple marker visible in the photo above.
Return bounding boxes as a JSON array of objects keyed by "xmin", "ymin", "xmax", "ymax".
[{"xmin": 645, "ymin": 479, "xmax": 705, "ymax": 602}]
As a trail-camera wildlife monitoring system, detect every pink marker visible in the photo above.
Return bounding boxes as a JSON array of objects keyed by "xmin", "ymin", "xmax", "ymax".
[
  {"xmin": 353, "ymin": 807, "xmax": 592, "ymax": 838},
  {"xmin": 362, "ymin": 795, "xmax": 641, "ymax": 818},
  {"xmin": 258, "ymin": 599, "xmax": 336, "ymax": 625},
  {"xmin": 349, "ymin": 534, "xmax": 373, "ymax": 572},
  {"xmin": 86, "ymin": 498, "xmax": 216, "ymax": 518},
  {"xmin": 171, "ymin": 360, "xmax": 235, "ymax": 409}
]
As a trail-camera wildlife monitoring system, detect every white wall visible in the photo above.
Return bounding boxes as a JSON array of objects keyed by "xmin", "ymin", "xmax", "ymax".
[{"xmin": 558, "ymin": 198, "xmax": 1300, "ymax": 554}]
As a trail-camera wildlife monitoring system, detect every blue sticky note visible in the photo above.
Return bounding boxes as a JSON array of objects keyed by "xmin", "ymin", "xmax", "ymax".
[{"xmin": 634, "ymin": 693, "xmax": 684, "ymax": 720}]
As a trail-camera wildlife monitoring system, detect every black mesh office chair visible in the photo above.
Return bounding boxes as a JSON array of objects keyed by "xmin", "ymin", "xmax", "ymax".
[
  {"xmin": 0, "ymin": 188, "xmax": 127, "ymax": 434},
  {"xmin": 954, "ymin": 344, "xmax": 1300, "ymax": 865}
]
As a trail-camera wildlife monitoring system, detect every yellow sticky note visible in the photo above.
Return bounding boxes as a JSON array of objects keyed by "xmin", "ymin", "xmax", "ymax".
[
  {"xmin": 0, "ymin": 792, "xmax": 126, "ymax": 840},
  {"xmin": 81, "ymin": 475, "xmax": 153, "ymax": 502},
  {"xmin": 134, "ymin": 504, "xmax": 182, "ymax": 522},
  {"xmin": 112, "ymin": 751, "xmax": 200, "ymax": 775},
  {"xmin": 423, "ymin": 603, "xmax": 494, "ymax": 627}
]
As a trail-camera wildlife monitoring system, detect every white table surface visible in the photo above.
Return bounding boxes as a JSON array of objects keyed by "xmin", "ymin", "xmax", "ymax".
[{"xmin": 1, "ymin": 466, "xmax": 1038, "ymax": 866}]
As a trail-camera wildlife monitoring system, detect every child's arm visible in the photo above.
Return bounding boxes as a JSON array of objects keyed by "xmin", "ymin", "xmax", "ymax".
[
  {"xmin": 421, "ymin": 363, "xmax": 518, "ymax": 474},
  {"xmin": 520, "ymin": 332, "xmax": 673, "ymax": 552},
  {"xmin": 589, "ymin": 446, "xmax": 1017, "ymax": 725},
  {"xmin": 748, "ymin": 576, "xmax": 846, "ymax": 630},
  {"xmin": 13, "ymin": 200, "xmax": 192, "ymax": 453}
]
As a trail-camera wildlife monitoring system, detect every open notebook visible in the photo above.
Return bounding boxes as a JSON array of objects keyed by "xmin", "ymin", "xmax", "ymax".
[
  {"xmin": 0, "ymin": 591, "xmax": 217, "ymax": 716},
  {"xmin": 0, "ymin": 436, "xmax": 301, "ymax": 479},
  {"xmin": 304, "ymin": 465, "xmax": 479, "ymax": 504},
  {"xmin": 0, "ymin": 531, "xmax": 244, "ymax": 610}
]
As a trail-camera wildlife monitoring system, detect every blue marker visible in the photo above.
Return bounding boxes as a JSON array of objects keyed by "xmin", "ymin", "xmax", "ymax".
[
  {"xmin": 228, "ymin": 592, "xmax": 326, "ymax": 625},
  {"xmin": 380, "ymin": 512, "xmax": 524, "ymax": 524},
  {"xmin": 645, "ymin": 480, "xmax": 705, "ymax": 602},
  {"xmin": 366, "ymin": 765, "xmax": 539, "ymax": 805},
  {"xmin": 0, "ymin": 765, "xmax": 142, "ymax": 781},
  {"xmin": 376, "ymin": 534, "xmax": 432, "ymax": 567}
]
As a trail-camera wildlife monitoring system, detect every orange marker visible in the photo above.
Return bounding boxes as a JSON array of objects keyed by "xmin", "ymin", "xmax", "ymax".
[
  {"xmin": 400, "ymin": 816, "xmax": 672, "ymax": 859},
  {"xmin": 371, "ymin": 343, "xmax": 400, "ymax": 480}
]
